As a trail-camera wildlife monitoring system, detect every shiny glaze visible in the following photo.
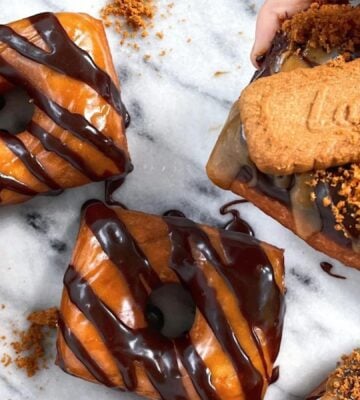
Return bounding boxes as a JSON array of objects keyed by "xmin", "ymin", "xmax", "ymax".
[
  {"xmin": 320, "ymin": 262, "xmax": 346, "ymax": 280},
  {"xmin": 57, "ymin": 316, "xmax": 115, "ymax": 388},
  {"xmin": 59, "ymin": 201, "xmax": 284, "ymax": 399},
  {"xmin": 0, "ymin": 13, "xmax": 131, "ymax": 199},
  {"xmin": 0, "ymin": 129, "xmax": 60, "ymax": 190}
]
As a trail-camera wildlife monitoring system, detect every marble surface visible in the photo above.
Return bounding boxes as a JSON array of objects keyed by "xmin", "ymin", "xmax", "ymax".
[{"xmin": 0, "ymin": 0, "xmax": 360, "ymax": 399}]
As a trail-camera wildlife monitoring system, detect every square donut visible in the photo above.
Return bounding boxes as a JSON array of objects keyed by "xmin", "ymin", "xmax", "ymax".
[
  {"xmin": 0, "ymin": 12, "xmax": 131, "ymax": 205},
  {"xmin": 57, "ymin": 200, "xmax": 285, "ymax": 400}
]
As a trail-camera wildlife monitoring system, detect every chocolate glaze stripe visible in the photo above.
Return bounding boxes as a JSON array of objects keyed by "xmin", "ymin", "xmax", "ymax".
[
  {"xmin": 28, "ymin": 122, "xmax": 102, "ymax": 182},
  {"xmin": 0, "ymin": 57, "xmax": 132, "ymax": 175},
  {"xmin": 64, "ymin": 264, "xmax": 189, "ymax": 400},
  {"xmin": 218, "ymin": 230, "xmax": 284, "ymax": 364},
  {"xmin": 164, "ymin": 216, "xmax": 264, "ymax": 399},
  {"xmin": 58, "ymin": 315, "xmax": 115, "ymax": 388},
  {"xmin": 83, "ymin": 202, "xmax": 220, "ymax": 400},
  {"xmin": 176, "ymin": 337, "xmax": 221, "ymax": 400},
  {"xmin": 0, "ymin": 172, "xmax": 37, "ymax": 196},
  {"xmin": 0, "ymin": 129, "xmax": 60, "ymax": 190},
  {"xmin": 84, "ymin": 202, "xmax": 162, "ymax": 308},
  {"xmin": 0, "ymin": 13, "xmax": 126, "ymax": 118}
]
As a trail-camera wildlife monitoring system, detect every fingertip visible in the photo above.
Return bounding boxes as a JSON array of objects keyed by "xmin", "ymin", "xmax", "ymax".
[{"xmin": 251, "ymin": 50, "xmax": 264, "ymax": 69}]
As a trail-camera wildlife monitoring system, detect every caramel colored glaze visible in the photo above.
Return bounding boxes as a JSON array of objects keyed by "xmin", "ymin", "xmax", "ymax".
[
  {"xmin": 57, "ymin": 201, "xmax": 285, "ymax": 400},
  {"xmin": 0, "ymin": 13, "xmax": 131, "ymax": 205}
]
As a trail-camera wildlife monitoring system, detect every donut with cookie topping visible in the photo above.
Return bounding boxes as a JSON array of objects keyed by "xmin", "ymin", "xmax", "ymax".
[{"xmin": 207, "ymin": 3, "xmax": 360, "ymax": 268}]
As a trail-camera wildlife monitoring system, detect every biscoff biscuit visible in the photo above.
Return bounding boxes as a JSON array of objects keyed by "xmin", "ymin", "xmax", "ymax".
[{"xmin": 240, "ymin": 58, "xmax": 360, "ymax": 175}]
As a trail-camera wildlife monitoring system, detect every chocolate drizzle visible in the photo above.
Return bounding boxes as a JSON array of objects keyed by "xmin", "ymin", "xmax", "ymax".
[
  {"xmin": 60, "ymin": 201, "xmax": 284, "ymax": 399},
  {"xmin": 320, "ymin": 262, "xmax": 346, "ymax": 280},
  {"xmin": 0, "ymin": 129, "xmax": 60, "ymax": 190},
  {"xmin": 0, "ymin": 12, "xmax": 132, "ymax": 201},
  {"xmin": 165, "ymin": 216, "xmax": 265, "ymax": 398},
  {"xmin": 220, "ymin": 199, "xmax": 254, "ymax": 235},
  {"xmin": 57, "ymin": 316, "xmax": 115, "ymax": 388}
]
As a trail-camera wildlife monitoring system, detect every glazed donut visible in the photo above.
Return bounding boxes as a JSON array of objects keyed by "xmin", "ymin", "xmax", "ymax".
[
  {"xmin": 207, "ymin": 4, "xmax": 360, "ymax": 268},
  {"xmin": 0, "ymin": 12, "xmax": 131, "ymax": 205},
  {"xmin": 56, "ymin": 200, "xmax": 285, "ymax": 400}
]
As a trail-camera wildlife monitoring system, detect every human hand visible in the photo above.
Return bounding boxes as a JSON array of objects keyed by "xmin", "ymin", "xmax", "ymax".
[{"xmin": 251, "ymin": 0, "xmax": 312, "ymax": 67}]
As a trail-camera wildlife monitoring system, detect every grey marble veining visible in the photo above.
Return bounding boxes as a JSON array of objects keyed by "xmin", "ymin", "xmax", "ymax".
[{"xmin": 0, "ymin": 1, "xmax": 359, "ymax": 399}]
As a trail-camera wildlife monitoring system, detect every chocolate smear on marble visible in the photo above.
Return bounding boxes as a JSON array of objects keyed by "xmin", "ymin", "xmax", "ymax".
[{"xmin": 320, "ymin": 262, "xmax": 346, "ymax": 280}]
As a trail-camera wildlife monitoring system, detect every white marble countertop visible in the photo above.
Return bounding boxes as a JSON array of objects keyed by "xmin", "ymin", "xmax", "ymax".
[{"xmin": 0, "ymin": 0, "xmax": 360, "ymax": 399}]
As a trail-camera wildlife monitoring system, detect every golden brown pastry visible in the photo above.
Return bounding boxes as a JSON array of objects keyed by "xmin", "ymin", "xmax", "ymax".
[
  {"xmin": 307, "ymin": 349, "xmax": 360, "ymax": 400},
  {"xmin": 56, "ymin": 200, "xmax": 285, "ymax": 400},
  {"xmin": 207, "ymin": 4, "xmax": 360, "ymax": 269},
  {"xmin": 0, "ymin": 12, "xmax": 131, "ymax": 205}
]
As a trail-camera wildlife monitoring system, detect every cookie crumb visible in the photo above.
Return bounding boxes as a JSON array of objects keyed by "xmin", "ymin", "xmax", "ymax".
[
  {"xmin": 1, "ymin": 353, "xmax": 11, "ymax": 367},
  {"xmin": 325, "ymin": 349, "xmax": 360, "ymax": 399},
  {"xmin": 156, "ymin": 31, "xmax": 164, "ymax": 39},
  {"xmin": 213, "ymin": 71, "xmax": 229, "ymax": 78},
  {"xmin": 101, "ymin": 0, "xmax": 155, "ymax": 32},
  {"xmin": 282, "ymin": 3, "xmax": 360, "ymax": 52},
  {"xmin": 4, "ymin": 308, "xmax": 58, "ymax": 377}
]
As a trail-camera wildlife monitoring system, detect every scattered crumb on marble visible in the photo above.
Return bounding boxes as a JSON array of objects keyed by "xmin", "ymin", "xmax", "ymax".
[
  {"xmin": 101, "ymin": 0, "xmax": 155, "ymax": 32},
  {"xmin": 2, "ymin": 308, "xmax": 58, "ymax": 377},
  {"xmin": 213, "ymin": 71, "xmax": 230, "ymax": 77},
  {"xmin": 156, "ymin": 31, "xmax": 164, "ymax": 39},
  {"xmin": 187, "ymin": 37, "xmax": 192, "ymax": 43},
  {"xmin": 143, "ymin": 54, "xmax": 151, "ymax": 61},
  {"xmin": 159, "ymin": 50, "xmax": 167, "ymax": 57},
  {"xmin": 1, "ymin": 353, "xmax": 11, "ymax": 367},
  {"xmin": 0, "ymin": 304, "xmax": 5, "ymax": 310}
]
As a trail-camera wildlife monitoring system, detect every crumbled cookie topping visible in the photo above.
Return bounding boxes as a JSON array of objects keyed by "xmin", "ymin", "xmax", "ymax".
[
  {"xmin": 310, "ymin": 165, "xmax": 360, "ymax": 238},
  {"xmin": 282, "ymin": 4, "xmax": 360, "ymax": 52},
  {"xmin": 1, "ymin": 308, "xmax": 58, "ymax": 377},
  {"xmin": 326, "ymin": 349, "xmax": 360, "ymax": 399}
]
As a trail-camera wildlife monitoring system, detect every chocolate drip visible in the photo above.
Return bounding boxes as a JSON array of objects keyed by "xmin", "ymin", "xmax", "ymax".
[
  {"xmin": 164, "ymin": 216, "xmax": 278, "ymax": 399},
  {"xmin": 320, "ymin": 262, "xmax": 346, "ymax": 280},
  {"xmin": 0, "ymin": 13, "xmax": 127, "ymax": 118},
  {"xmin": 220, "ymin": 199, "xmax": 254, "ymax": 236},
  {"xmin": 269, "ymin": 366, "xmax": 280, "ymax": 384},
  {"xmin": 0, "ymin": 58, "xmax": 132, "ymax": 174},
  {"xmin": 58, "ymin": 316, "xmax": 115, "ymax": 388},
  {"xmin": 105, "ymin": 176, "xmax": 130, "ymax": 207},
  {"xmin": 0, "ymin": 129, "xmax": 60, "ymax": 190}
]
